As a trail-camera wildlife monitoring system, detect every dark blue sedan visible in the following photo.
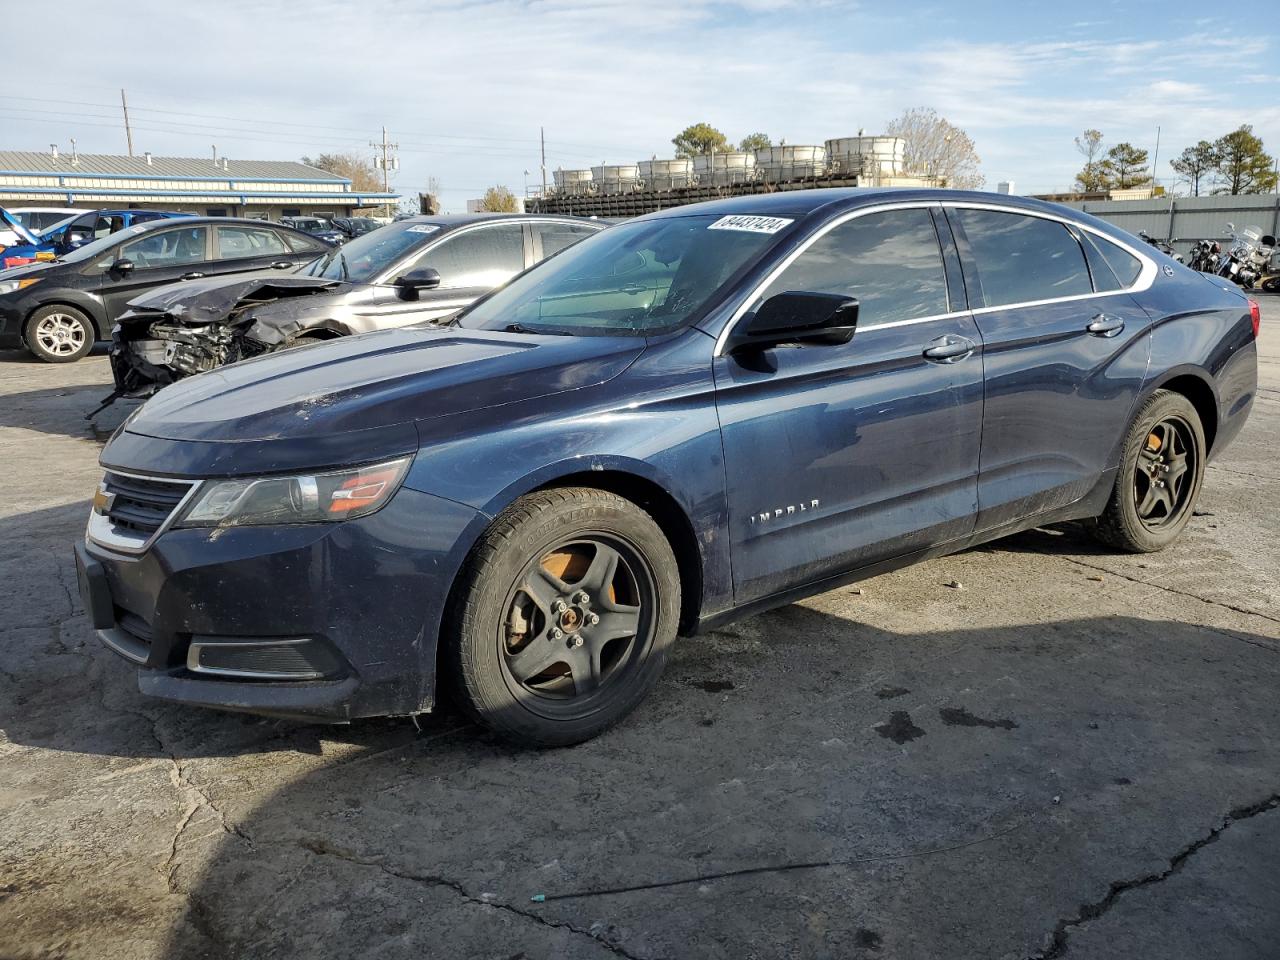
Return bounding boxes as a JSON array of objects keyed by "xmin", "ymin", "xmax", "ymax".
[{"xmin": 76, "ymin": 189, "xmax": 1259, "ymax": 745}]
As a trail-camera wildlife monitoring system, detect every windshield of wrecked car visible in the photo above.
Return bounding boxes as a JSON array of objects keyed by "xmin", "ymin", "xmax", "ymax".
[
  {"xmin": 302, "ymin": 220, "xmax": 442, "ymax": 283},
  {"xmin": 456, "ymin": 214, "xmax": 787, "ymax": 336}
]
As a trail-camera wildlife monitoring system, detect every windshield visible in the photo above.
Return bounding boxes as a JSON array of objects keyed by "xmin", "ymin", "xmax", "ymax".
[
  {"xmin": 457, "ymin": 214, "xmax": 786, "ymax": 336},
  {"xmin": 301, "ymin": 219, "xmax": 441, "ymax": 283},
  {"xmin": 43, "ymin": 223, "xmax": 155, "ymax": 264},
  {"xmin": 292, "ymin": 219, "xmax": 331, "ymax": 234}
]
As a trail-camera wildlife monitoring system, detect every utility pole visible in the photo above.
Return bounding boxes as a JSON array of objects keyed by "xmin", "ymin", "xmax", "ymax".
[
  {"xmin": 1150, "ymin": 125, "xmax": 1161, "ymax": 198},
  {"xmin": 120, "ymin": 88, "xmax": 134, "ymax": 157},
  {"xmin": 370, "ymin": 126, "xmax": 399, "ymax": 219},
  {"xmin": 540, "ymin": 127, "xmax": 547, "ymax": 198}
]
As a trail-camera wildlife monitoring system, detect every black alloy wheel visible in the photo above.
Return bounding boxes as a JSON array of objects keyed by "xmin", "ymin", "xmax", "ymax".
[{"xmin": 1133, "ymin": 415, "xmax": 1196, "ymax": 530}]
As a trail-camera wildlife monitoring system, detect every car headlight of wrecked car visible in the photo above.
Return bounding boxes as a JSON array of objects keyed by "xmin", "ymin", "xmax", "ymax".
[
  {"xmin": 176, "ymin": 457, "xmax": 411, "ymax": 528},
  {"xmin": 0, "ymin": 277, "xmax": 41, "ymax": 295}
]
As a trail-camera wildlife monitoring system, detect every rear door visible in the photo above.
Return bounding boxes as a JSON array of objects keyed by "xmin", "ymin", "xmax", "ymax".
[
  {"xmin": 94, "ymin": 224, "xmax": 212, "ymax": 321},
  {"xmin": 945, "ymin": 205, "xmax": 1153, "ymax": 533},
  {"xmin": 715, "ymin": 205, "xmax": 985, "ymax": 603},
  {"xmin": 210, "ymin": 224, "xmax": 303, "ymax": 280}
]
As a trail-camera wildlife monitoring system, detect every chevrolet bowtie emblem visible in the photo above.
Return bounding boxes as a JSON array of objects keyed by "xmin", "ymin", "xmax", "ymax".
[{"xmin": 92, "ymin": 486, "xmax": 116, "ymax": 516}]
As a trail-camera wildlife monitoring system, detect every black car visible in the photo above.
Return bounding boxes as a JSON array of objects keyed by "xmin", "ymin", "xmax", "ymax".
[
  {"xmin": 332, "ymin": 216, "xmax": 381, "ymax": 239},
  {"xmin": 0, "ymin": 218, "xmax": 330, "ymax": 362},
  {"xmin": 280, "ymin": 217, "xmax": 346, "ymax": 246}
]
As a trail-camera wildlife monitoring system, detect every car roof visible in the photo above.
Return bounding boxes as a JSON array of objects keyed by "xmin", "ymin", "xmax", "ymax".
[
  {"xmin": 107, "ymin": 216, "xmax": 320, "ymax": 234},
  {"xmin": 632, "ymin": 187, "xmax": 1085, "ymax": 223},
  {"xmin": 402, "ymin": 213, "xmax": 605, "ymax": 229}
]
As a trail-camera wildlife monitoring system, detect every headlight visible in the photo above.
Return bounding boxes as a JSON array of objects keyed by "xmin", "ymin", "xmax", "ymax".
[
  {"xmin": 175, "ymin": 457, "xmax": 411, "ymax": 528},
  {"xmin": 0, "ymin": 277, "xmax": 41, "ymax": 295}
]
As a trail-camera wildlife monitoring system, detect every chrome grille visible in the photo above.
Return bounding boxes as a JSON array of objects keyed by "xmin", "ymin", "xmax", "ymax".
[{"xmin": 101, "ymin": 472, "xmax": 190, "ymax": 535}]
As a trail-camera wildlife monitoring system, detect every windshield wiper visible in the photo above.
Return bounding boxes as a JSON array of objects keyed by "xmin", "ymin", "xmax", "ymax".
[
  {"xmin": 504, "ymin": 322, "xmax": 572, "ymax": 336},
  {"xmin": 338, "ymin": 251, "xmax": 350, "ymax": 281}
]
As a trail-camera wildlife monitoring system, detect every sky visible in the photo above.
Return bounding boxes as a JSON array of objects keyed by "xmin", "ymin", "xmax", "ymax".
[{"xmin": 5, "ymin": 0, "xmax": 1278, "ymax": 213}]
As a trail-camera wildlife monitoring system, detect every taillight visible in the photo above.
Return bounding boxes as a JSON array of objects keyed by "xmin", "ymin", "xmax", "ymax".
[{"xmin": 1248, "ymin": 298, "xmax": 1261, "ymax": 338}]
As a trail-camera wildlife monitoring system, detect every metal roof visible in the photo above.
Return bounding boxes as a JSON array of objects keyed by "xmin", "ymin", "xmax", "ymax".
[{"xmin": 0, "ymin": 151, "xmax": 346, "ymax": 183}]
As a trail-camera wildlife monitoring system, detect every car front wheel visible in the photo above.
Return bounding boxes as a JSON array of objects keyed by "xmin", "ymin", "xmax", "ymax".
[
  {"xmin": 446, "ymin": 487, "xmax": 680, "ymax": 746},
  {"xmin": 24, "ymin": 305, "xmax": 95, "ymax": 363},
  {"xmin": 1090, "ymin": 389, "xmax": 1206, "ymax": 552}
]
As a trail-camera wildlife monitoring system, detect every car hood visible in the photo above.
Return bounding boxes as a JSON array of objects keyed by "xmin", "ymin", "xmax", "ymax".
[
  {"xmin": 123, "ymin": 274, "xmax": 347, "ymax": 324},
  {"xmin": 104, "ymin": 325, "xmax": 646, "ymax": 476},
  {"xmin": 0, "ymin": 259, "xmax": 61, "ymax": 281},
  {"xmin": 0, "ymin": 208, "xmax": 40, "ymax": 246}
]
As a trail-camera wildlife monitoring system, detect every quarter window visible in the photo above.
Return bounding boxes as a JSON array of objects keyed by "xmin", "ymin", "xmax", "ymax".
[
  {"xmin": 756, "ymin": 208, "xmax": 949, "ymax": 327},
  {"xmin": 1090, "ymin": 235, "xmax": 1143, "ymax": 288},
  {"xmin": 952, "ymin": 209, "xmax": 1092, "ymax": 307},
  {"xmin": 414, "ymin": 224, "xmax": 526, "ymax": 289}
]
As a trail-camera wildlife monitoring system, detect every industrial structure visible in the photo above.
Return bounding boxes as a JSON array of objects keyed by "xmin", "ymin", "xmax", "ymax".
[
  {"xmin": 0, "ymin": 148, "xmax": 398, "ymax": 220},
  {"xmin": 527, "ymin": 134, "xmax": 940, "ymax": 217}
]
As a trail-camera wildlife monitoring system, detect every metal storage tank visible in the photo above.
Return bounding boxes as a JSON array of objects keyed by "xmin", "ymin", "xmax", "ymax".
[
  {"xmin": 590, "ymin": 163, "xmax": 641, "ymax": 195},
  {"xmin": 754, "ymin": 145, "xmax": 827, "ymax": 182},
  {"xmin": 553, "ymin": 168, "xmax": 594, "ymax": 196},
  {"xmin": 824, "ymin": 136, "xmax": 906, "ymax": 178},
  {"xmin": 692, "ymin": 152, "xmax": 757, "ymax": 186},
  {"xmin": 637, "ymin": 158, "xmax": 694, "ymax": 190}
]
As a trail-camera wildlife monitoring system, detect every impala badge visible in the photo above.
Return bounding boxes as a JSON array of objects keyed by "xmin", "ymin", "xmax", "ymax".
[{"xmin": 749, "ymin": 499, "xmax": 819, "ymax": 524}]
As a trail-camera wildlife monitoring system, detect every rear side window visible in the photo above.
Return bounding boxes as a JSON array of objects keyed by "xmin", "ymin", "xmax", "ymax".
[
  {"xmin": 1091, "ymin": 235, "xmax": 1143, "ymax": 288},
  {"xmin": 415, "ymin": 224, "xmax": 526, "ymax": 289},
  {"xmin": 953, "ymin": 209, "xmax": 1092, "ymax": 307},
  {"xmin": 535, "ymin": 223, "xmax": 599, "ymax": 260},
  {"xmin": 284, "ymin": 232, "xmax": 327, "ymax": 254},
  {"xmin": 756, "ymin": 208, "xmax": 949, "ymax": 327},
  {"xmin": 216, "ymin": 226, "xmax": 289, "ymax": 259}
]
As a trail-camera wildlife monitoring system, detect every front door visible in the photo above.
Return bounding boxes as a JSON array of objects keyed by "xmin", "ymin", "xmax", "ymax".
[
  {"xmin": 94, "ymin": 224, "xmax": 211, "ymax": 321},
  {"xmin": 715, "ymin": 206, "xmax": 985, "ymax": 604},
  {"xmin": 944, "ymin": 206, "xmax": 1153, "ymax": 533}
]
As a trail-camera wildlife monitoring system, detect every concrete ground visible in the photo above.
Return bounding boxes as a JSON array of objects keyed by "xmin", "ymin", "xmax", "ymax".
[{"xmin": 1, "ymin": 300, "xmax": 1277, "ymax": 960}]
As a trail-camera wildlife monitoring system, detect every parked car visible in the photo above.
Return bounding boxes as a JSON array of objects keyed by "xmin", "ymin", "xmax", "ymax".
[
  {"xmin": 280, "ymin": 216, "xmax": 346, "ymax": 246},
  {"xmin": 0, "ymin": 206, "xmax": 80, "ymax": 246},
  {"xmin": 108, "ymin": 214, "xmax": 604, "ymax": 401},
  {"xmin": 0, "ymin": 217, "xmax": 330, "ymax": 362},
  {"xmin": 1, "ymin": 208, "xmax": 195, "ymax": 269},
  {"xmin": 76, "ymin": 189, "xmax": 1258, "ymax": 746},
  {"xmin": 332, "ymin": 216, "xmax": 381, "ymax": 240}
]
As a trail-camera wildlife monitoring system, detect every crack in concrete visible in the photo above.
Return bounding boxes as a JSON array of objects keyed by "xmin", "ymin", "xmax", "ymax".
[
  {"xmin": 1026, "ymin": 793, "xmax": 1280, "ymax": 959},
  {"xmin": 1055, "ymin": 555, "xmax": 1280, "ymax": 628},
  {"xmin": 1206, "ymin": 464, "xmax": 1280, "ymax": 482},
  {"xmin": 297, "ymin": 837, "xmax": 653, "ymax": 960}
]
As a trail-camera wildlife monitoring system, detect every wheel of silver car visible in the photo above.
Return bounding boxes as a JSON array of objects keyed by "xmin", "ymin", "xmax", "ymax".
[
  {"xmin": 24, "ymin": 305, "xmax": 94, "ymax": 363},
  {"xmin": 446, "ymin": 487, "xmax": 680, "ymax": 747},
  {"xmin": 1090, "ymin": 389, "xmax": 1206, "ymax": 553}
]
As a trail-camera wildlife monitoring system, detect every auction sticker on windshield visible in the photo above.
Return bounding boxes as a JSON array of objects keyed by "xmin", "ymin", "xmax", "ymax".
[
  {"xmin": 707, "ymin": 215, "xmax": 794, "ymax": 234},
  {"xmin": 406, "ymin": 225, "xmax": 440, "ymax": 234}
]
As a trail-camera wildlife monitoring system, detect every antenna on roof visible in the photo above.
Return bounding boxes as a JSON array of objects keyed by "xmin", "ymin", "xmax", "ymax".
[
  {"xmin": 70, "ymin": 139, "xmax": 79, "ymax": 165},
  {"xmin": 50, "ymin": 144, "xmax": 59, "ymax": 162},
  {"xmin": 223, "ymin": 158, "xmax": 230, "ymax": 172},
  {"xmin": 212, "ymin": 145, "xmax": 218, "ymax": 166}
]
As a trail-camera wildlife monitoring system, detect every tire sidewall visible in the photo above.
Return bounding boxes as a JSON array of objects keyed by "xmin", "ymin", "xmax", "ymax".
[
  {"xmin": 1113, "ymin": 391, "xmax": 1206, "ymax": 550},
  {"xmin": 455, "ymin": 491, "xmax": 679, "ymax": 746},
  {"xmin": 24, "ymin": 306, "xmax": 95, "ymax": 363}
]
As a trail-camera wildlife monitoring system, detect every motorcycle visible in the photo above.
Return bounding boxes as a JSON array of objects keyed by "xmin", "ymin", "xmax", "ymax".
[
  {"xmin": 1215, "ymin": 223, "xmax": 1275, "ymax": 290},
  {"xmin": 1138, "ymin": 231, "xmax": 1184, "ymax": 263},
  {"xmin": 1186, "ymin": 239, "xmax": 1221, "ymax": 274}
]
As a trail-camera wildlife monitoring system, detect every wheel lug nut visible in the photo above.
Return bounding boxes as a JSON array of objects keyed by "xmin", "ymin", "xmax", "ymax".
[
  {"xmin": 553, "ymin": 600, "xmax": 567, "ymax": 613},
  {"xmin": 575, "ymin": 591, "xmax": 590, "ymax": 604},
  {"xmin": 549, "ymin": 628, "xmax": 563, "ymax": 641},
  {"xmin": 568, "ymin": 635, "xmax": 584, "ymax": 648},
  {"xmin": 587, "ymin": 612, "xmax": 600, "ymax": 625}
]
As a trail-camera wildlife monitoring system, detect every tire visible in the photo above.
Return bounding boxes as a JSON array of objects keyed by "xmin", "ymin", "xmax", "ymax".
[
  {"xmin": 1089, "ymin": 389, "xmax": 1206, "ymax": 553},
  {"xmin": 445, "ymin": 487, "xmax": 680, "ymax": 747},
  {"xmin": 23, "ymin": 305, "xmax": 95, "ymax": 363}
]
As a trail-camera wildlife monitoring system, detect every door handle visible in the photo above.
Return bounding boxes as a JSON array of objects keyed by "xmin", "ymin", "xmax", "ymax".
[
  {"xmin": 620, "ymin": 283, "xmax": 647, "ymax": 295},
  {"xmin": 180, "ymin": 271, "xmax": 205, "ymax": 281},
  {"xmin": 270, "ymin": 260, "xmax": 295, "ymax": 269},
  {"xmin": 1086, "ymin": 314, "xmax": 1125, "ymax": 337},
  {"xmin": 922, "ymin": 335, "xmax": 975, "ymax": 363}
]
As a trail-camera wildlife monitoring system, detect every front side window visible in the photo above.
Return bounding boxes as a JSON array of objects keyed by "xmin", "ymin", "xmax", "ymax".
[
  {"xmin": 117, "ymin": 226, "xmax": 209, "ymax": 268},
  {"xmin": 754, "ymin": 208, "xmax": 949, "ymax": 327},
  {"xmin": 953, "ymin": 209, "xmax": 1092, "ymax": 307},
  {"xmin": 413, "ymin": 224, "xmax": 526, "ymax": 289},
  {"xmin": 216, "ymin": 226, "xmax": 289, "ymax": 260},
  {"xmin": 458, "ymin": 213, "xmax": 785, "ymax": 336}
]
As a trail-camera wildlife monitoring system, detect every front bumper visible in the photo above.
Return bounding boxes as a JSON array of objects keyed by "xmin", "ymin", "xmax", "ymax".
[
  {"xmin": 0, "ymin": 300, "xmax": 24, "ymax": 348},
  {"xmin": 76, "ymin": 485, "xmax": 481, "ymax": 722}
]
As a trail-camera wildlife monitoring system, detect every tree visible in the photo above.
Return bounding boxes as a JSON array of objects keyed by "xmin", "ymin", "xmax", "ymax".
[
  {"xmin": 1210, "ymin": 125, "xmax": 1278, "ymax": 195},
  {"xmin": 884, "ymin": 107, "xmax": 984, "ymax": 189},
  {"xmin": 1072, "ymin": 130, "xmax": 1111, "ymax": 193},
  {"xmin": 300, "ymin": 152, "xmax": 382, "ymax": 193},
  {"xmin": 738, "ymin": 132, "xmax": 772, "ymax": 153},
  {"xmin": 672, "ymin": 122, "xmax": 731, "ymax": 158},
  {"xmin": 1102, "ymin": 142, "xmax": 1151, "ymax": 190},
  {"xmin": 1170, "ymin": 140, "xmax": 1219, "ymax": 196},
  {"xmin": 1075, "ymin": 129, "xmax": 1104, "ymax": 166},
  {"xmin": 480, "ymin": 185, "xmax": 518, "ymax": 213}
]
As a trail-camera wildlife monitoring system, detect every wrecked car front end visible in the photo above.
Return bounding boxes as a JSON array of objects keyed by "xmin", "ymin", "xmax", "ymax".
[{"xmin": 109, "ymin": 276, "xmax": 345, "ymax": 401}]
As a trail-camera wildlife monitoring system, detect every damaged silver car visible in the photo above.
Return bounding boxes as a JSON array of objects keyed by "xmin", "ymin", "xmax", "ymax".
[{"xmin": 107, "ymin": 214, "xmax": 604, "ymax": 405}]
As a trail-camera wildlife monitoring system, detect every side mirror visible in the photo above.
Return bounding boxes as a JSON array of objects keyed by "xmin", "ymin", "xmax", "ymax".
[
  {"xmin": 394, "ymin": 267, "xmax": 442, "ymax": 301},
  {"xmin": 728, "ymin": 291, "xmax": 859, "ymax": 353},
  {"xmin": 111, "ymin": 258, "xmax": 134, "ymax": 275}
]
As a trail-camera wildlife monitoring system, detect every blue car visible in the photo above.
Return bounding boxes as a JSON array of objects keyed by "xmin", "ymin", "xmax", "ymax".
[
  {"xmin": 75, "ymin": 188, "xmax": 1259, "ymax": 745},
  {"xmin": 1, "ymin": 208, "xmax": 193, "ymax": 269}
]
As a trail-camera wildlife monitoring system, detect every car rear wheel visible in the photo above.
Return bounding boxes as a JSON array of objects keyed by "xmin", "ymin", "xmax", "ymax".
[
  {"xmin": 1090, "ymin": 389, "xmax": 1206, "ymax": 552},
  {"xmin": 446, "ymin": 487, "xmax": 680, "ymax": 746},
  {"xmin": 24, "ymin": 305, "xmax": 95, "ymax": 363}
]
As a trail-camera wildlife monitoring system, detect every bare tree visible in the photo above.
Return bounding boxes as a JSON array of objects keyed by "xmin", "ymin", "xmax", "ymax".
[
  {"xmin": 1074, "ymin": 129, "xmax": 1104, "ymax": 165},
  {"xmin": 884, "ymin": 108, "xmax": 984, "ymax": 189},
  {"xmin": 301, "ymin": 152, "xmax": 382, "ymax": 193}
]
